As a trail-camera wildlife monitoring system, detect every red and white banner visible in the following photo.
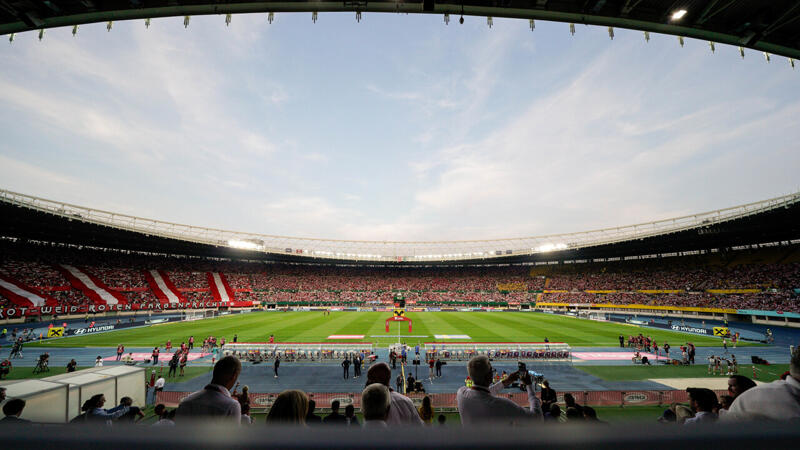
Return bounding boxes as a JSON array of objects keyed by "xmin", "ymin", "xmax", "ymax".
[
  {"xmin": 59, "ymin": 265, "xmax": 127, "ymax": 305},
  {"xmin": 0, "ymin": 273, "xmax": 58, "ymax": 307},
  {"xmin": 207, "ymin": 272, "xmax": 234, "ymax": 303},
  {"xmin": 144, "ymin": 270, "xmax": 184, "ymax": 304}
]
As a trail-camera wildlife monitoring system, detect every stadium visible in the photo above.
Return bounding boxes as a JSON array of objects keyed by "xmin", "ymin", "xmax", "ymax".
[{"xmin": 2, "ymin": 0, "xmax": 800, "ymax": 448}]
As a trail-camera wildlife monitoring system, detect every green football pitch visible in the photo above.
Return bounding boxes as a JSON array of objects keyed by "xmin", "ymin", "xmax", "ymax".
[{"xmin": 30, "ymin": 311, "xmax": 740, "ymax": 348}]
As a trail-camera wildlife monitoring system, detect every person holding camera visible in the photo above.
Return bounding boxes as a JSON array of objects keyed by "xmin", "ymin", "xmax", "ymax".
[{"xmin": 457, "ymin": 356, "xmax": 543, "ymax": 425}]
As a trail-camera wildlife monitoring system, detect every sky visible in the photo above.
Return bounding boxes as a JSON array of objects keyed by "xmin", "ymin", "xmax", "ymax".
[{"xmin": 1, "ymin": 13, "xmax": 799, "ymax": 242}]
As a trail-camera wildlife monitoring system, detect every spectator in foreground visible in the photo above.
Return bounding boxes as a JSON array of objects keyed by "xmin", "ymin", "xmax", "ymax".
[
  {"xmin": 365, "ymin": 362, "xmax": 423, "ymax": 426},
  {"xmin": 116, "ymin": 397, "xmax": 145, "ymax": 424},
  {"xmin": 344, "ymin": 404, "xmax": 359, "ymax": 427},
  {"xmin": 240, "ymin": 404, "xmax": 253, "ymax": 425},
  {"xmin": 176, "ymin": 356, "xmax": 241, "ymax": 423},
  {"xmin": 437, "ymin": 414, "xmax": 446, "ymax": 426},
  {"xmin": 362, "ymin": 383, "xmax": 391, "ymax": 428},
  {"xmin": 457, "ymin": 355, "xmax": 542, "ymax": 425},
  {"xmin": 723, "ymin": 348, "xmax": 800, "ymax": 421},
  {"xmin": 305, "ymin": 400, "xmax": 322, "ymax": 425},
  {"xmin": 419, "ymin": 396, "xmax": 434, "ymax": 424},
  {"xmin": 323, "ymin": 400, "xmax": 347, "ymax": 425},
  {"xmin": 152, "ymin": 404, "xmax": 174, "ymax": 427},
  {"xmin": 684, "ymin": 388, "xmax": 718, "ymax": 425},
  {"xmin": 1, "ymin": 399, "xmax": 31, "ymax": 424},
  {"xmin": 540, "ymin": 380, "xmax": 557, "ymax": 410},
  {"xmin": 83, "ymin": 394, "xmax": 130, "ymax": 426},
  {"xmin": 727, "ymin": 375, "xmax": 757, "ymax": 399},
  {"xmin": 266, "ymin": 389, "xmax": 308, "ymax": 425}
]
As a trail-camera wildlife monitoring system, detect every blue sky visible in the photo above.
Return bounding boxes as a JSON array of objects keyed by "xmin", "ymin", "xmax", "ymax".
[{"xmin": 1, "ymin": 13, "xmax": 799, "ymax": 241}]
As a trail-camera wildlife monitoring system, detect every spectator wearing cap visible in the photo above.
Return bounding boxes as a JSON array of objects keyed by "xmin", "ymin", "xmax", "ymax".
[
  {"xmin": 723, "ymin": 348, "xmax": 800, "ymax": 421},
  {"xmin": 457, "ymin": 355, "xmax": 542, "ymax": 425},
  {"xmin": 365, "ymin": 362, "xmax": 423, "ymax": 426},
  {"xmin": 1, "ymin": 399, "xmax": 31, "ymax": 424},
  {"xmin": 684, "ymin": 388, "xmax": 718, "ymax": 425},
  {"xmin": 362, "ymin": 383, "xmax": 391, "ymax": 428},
  {"xmin": 176, "ymin": 356, "xmax": 241, "ymax": 423}
]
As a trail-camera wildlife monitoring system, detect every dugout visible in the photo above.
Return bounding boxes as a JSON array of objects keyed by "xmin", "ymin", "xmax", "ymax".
[
  {"xmin": 223, "ymin": 342, "xmax": 375, "ymax": 362},
  {"xmin": 424, "ymin": 342, "xmax": 571, "ymax": 362},
  {"xmin": 43, "ymin": 370, "xmax": 118, "ymax": 420},
  {"xmin": 0, "ymin": 379, "xmax": 69, "ymax": 423}
]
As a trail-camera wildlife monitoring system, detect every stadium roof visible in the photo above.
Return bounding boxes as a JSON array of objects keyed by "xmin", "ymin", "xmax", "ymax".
[
  {"xmin": 2, "ymin": 188, "xmax": 800, "ymax": 264},
  {"xmin": 2, "ymin": 1, "xmax": 800, "ymax": 59}
]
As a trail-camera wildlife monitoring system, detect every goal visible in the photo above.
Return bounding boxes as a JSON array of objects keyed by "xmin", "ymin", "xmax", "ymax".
[{"xmin": 182, "ymin": 310, "xmax": 218, "ymax": 322}]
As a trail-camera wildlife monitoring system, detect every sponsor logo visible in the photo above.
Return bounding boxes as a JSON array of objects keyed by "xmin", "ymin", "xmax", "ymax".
[
  {"xmin": 624, "ymin": 393, "xmax": 648, "ymax": 403},
  {"xmin": 72, "ymin": 325, "xmax": 116, "ymax": 335},
  {"xmin": 253, "ymin": 396, "xmax": 275, "ymax": 407},
  {"xmin": 671, "ymin": 325, "xmax": 708, "ymax": 335}
]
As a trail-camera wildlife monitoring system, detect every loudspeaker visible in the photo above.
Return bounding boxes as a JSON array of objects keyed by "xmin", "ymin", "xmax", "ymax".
[{"xmin": 423, "ymin": 0, "xmax": 435, "ymax": 12}]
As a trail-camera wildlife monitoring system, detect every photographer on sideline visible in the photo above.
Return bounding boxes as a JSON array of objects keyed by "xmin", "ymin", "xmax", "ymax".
[{"xmin": 457, "ymin": 356, "xmax": 543, "ymax": 425}]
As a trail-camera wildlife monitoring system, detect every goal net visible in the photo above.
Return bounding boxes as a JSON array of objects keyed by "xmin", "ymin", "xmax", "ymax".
[{"xmin": 182, "ymin": 310, "xmax": 217, "ymax": 322}]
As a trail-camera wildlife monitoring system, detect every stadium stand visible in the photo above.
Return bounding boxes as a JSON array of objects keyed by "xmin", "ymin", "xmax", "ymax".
[{"xmin": 1, "ymin": 240, "xmax": 799, "ymax": 313}]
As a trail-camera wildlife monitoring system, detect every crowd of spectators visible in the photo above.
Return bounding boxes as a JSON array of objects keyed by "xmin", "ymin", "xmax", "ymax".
[
  {"xmin": 1, "ymin": 241, "xmax": 799, "ymax": 311},
  {"xmin": 7, "ymin": 350, "xmax": 796, "ymax": 427}
]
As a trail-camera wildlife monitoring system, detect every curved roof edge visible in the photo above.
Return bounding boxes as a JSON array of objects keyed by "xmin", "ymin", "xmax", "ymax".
[
  {"xmin": 2, "ymin": 2, "xmax": 800, "ymax": 60},
  {"xmin": 2, "ymin": 188, "xmax": 799, "ymax": 262}
]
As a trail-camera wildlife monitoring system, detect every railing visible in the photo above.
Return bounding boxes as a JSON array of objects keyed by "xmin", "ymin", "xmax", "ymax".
[
  {"xmin": 3, "ymin": 188, "xmax": 799, "ymax": 262},
  {"xmin": 156, "ymin": 389, "xmax": 724, "ymax": 409}
]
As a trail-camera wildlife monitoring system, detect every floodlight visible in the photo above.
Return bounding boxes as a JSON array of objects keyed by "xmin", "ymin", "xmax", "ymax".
[{"xmin": 671, "ymin": 9, "xmax": 687, "ymax": 21}]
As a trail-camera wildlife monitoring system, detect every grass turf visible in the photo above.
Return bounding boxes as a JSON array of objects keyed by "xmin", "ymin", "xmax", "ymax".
[
  {"xmin": 578, "ymin": 364, "xmax": 790, "ymax": 382},
  {"xmin": 28, "ymin": 311, "xmax": 739, "ymax": 348},
  {"xmin": 0, "ymin": 365, "xmax": 90, "ymax": 380}
]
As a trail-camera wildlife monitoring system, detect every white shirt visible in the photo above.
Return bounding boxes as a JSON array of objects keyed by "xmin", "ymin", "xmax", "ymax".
[
  {"xmin": 155, "ymin": 377, "xmax": 165, "ymax": 389},
  {"xmin": 176, "ymin": 383, "xmax": 241, "ymax": 424},
  {"xmin": 684, "ymin": 411, "xmax": 717, "ymax": 425},
  {"xmin": 387, "ymin": 391, "xmax": 424, "ymax": 426},
  {"xmin": 457, "ymin": 381, "xmax": 542, "ymax": 425},
  {"xmin": 723, "ymin": 376, "xmax": 800, "ymax": 421}
]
